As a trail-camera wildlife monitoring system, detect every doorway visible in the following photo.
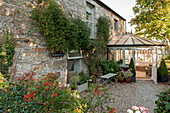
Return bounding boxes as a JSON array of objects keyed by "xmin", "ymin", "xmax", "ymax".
[{"xmin": 135, "ymin": 49, "xmax": 152, "ymax": 79}]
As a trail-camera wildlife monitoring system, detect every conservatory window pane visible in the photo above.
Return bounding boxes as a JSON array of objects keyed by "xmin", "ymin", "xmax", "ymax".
[{"xmin": 116, "ymin": 49, "xmax": 123, "ymax": 64}]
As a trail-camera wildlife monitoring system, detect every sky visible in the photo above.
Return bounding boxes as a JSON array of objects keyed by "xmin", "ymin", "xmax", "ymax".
[{"xmin": 100, "ymin": 0, "xmax": 136, "ymax": 33}]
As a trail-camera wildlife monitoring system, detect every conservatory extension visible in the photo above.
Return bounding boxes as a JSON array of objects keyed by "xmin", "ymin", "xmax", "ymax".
[{"xmin": 107, "ymin": 34, "xmax": 165, "ymax": 84}]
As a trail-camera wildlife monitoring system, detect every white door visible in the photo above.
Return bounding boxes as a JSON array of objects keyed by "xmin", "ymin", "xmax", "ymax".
[{"xmin": 152, "ymin": 47, "xmax": 158, "ymax": 84}]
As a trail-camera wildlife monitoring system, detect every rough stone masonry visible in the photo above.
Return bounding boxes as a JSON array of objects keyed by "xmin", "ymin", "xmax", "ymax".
[{"xmin": 0, "ymin": 0, "xmax": 125, "ymax": 83}]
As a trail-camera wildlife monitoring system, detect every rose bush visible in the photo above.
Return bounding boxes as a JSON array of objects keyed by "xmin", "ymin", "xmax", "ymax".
[{"xmin": 1, "ymin": 68, "xmax": 116, "ymax": 112}]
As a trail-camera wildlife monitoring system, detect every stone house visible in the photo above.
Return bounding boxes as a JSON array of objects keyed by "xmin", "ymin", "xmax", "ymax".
[{"xmin": 0, "ymin": 0, "xmax": 125, "ymax": 83}]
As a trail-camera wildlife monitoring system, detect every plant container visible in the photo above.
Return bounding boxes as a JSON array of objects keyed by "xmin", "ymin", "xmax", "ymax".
[
  {"xmin": 115, "ymin": 78, "xmax": 119, "ymax": 82},
  {"xmin": 161, "ymin": 76, "xmax": 169, "ymax": 83},
  {"xmin": 119, "ymin": 79, "xmax": 124, "ymax": 83},
  {"xmin": 77, "ymin": 81, "xmax": 88, "ymax": 93},
  {"xmin": 125, "ymin": 78, "xmax": 131, "ymax": 83}
]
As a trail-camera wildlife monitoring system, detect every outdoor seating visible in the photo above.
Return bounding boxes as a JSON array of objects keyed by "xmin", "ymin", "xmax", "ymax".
[{"xmin": 100, "ymin": 73, "xmax": 117, "ymax": 88}]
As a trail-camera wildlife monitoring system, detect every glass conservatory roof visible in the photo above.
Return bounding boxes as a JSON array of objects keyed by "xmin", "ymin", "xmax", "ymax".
[{"xmin": 108, "ymin": 34, "xmax": 165, "ymax": 47}]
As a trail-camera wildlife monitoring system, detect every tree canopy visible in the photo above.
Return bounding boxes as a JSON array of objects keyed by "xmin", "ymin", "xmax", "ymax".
[{"xmin": 131, "ymin": 0, "xmax": 170, "ymax": 43}]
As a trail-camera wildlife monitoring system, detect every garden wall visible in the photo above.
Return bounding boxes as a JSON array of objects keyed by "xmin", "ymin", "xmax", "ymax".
[{"xmin": 0, "ymin": 0, "xmax": 125, "ymax": 83}]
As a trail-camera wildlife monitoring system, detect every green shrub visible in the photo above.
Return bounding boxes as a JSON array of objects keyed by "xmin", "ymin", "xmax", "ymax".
[
  {"xmin": 155, "ymin": 88, "xmax": 170, "ymax": 113},
  {"xmin": 100, "ymin": 60, "xmax": 120, "ymax": 74},
  {"xmin": 78, "ymin": 71, "xmax": 88, "ymax": 85},
  {"xmin": 0, "ymin": 68, "xmax": 115, "ymax": 112},
  {"xmin": 158, "ymin": 58, "xmax": 168, "ymax": 76},
  {"xmin": 129, "ymin": 58, "xmax": 136, "ymax": 77},
  {"xmin": 165, "ymin": 54, "xmax": 170, "ymax": 60}
]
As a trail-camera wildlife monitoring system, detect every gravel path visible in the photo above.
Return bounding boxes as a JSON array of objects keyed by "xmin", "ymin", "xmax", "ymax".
[{"xmin": 80, "ymin": 81, "xmax": 170, "ymax": 113}]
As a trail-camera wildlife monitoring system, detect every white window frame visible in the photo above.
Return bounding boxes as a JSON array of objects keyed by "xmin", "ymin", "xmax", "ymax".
[
  {"xmin": 86, "ymin": 3, "xmax": 94, "ymax": 38},
  {"xmin": 67, "ymin": 50, "xmax": 82, "ymax": 60}
]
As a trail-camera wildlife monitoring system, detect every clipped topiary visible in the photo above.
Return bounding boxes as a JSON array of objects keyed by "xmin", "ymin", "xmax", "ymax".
[
  {"xmin": 158, "ymin": 58, "xmax": 169, "ymax": 82},
  {"xmin": 129, "ymin": 58, "xmax": 136, "ymax": 82}
]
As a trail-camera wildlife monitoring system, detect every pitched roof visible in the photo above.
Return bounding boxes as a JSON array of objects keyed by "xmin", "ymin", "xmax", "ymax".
[
  {"xmin": 95, "ymin": 0, "xmax": 126, "ymax": 21},
  {"xmin": 108, "ymin": 34, "xmax": 165, "ymax": 47}
]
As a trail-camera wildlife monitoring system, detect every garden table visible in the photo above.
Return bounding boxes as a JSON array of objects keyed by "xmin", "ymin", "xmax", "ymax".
[{"xmin": 100, "ymin": 73, "xmax": 116, "ymax": 88}]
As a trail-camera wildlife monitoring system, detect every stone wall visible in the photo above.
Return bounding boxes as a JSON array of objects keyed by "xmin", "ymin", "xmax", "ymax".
[
  {"xmin": 0, "ymin": 0, "xmax": 67, "ymax": 83},
  {"xmin": 59, "ymin": 0, "xmax": 125, "ymax": 39},
  {"xmin": 0, "ymin": 0, "xmax": 125, "ymax": 83}
]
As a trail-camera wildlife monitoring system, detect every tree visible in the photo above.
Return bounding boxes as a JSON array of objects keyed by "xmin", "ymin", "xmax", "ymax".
[
  {"xmin": 131, "ymin": 0, "xmax": 170, "ymax": 50},
  {"xmin": 129, "ymin": 58, "xmax": 136, "ymax": 82}
]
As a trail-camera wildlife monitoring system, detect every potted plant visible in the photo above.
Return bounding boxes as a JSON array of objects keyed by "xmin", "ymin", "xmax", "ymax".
[
  {"xmin": 117, "ymin": 72, "xmax": 124, "ymax": 83},
  {"xmin": 158, "ymin": 58, "xmax": 169, "ymax": 83},
  {"xmin": 123, "ymin": 69, "xmax": 133, "ymax": 83},
  {"xmin": 129, "ymin": 58, "xmax": 136, "ymax": 83},
  {"xmin": 69, "ymin": 75, "xmax": 80, "ymax": 90},
  {"xmin": 114, "ymin": 75, "xmax": 119, "ymax": 82},
  {"xmin": 77, "ymin": 71, "xmax": 88, "ymax": 93}
]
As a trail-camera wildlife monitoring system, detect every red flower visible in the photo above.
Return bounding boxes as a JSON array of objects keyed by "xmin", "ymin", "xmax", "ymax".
[
  {"xmin": 45, "ymin": 88, "xmax": 47, "ymax": 91},
  {"xmin": 44, "ymin": 83, "xmax": 49, "ymax": 86},
  {"xmin": 54, "ymin": 93, "xmax": 57, "ymax": 97},
  {"xmin": 28, "ymin": 94, "xmax": 32, "ymax": 97},
  {"xmin": 44, "ymin": 103, "xmax": 46, "ymax": 106},
  {"xmin": 35, "ymin": 87, "xmax": 37, "ymax": 89},
  {"xmin": 33, "ymin": 91, "xmax": 36, "ymax": 94},
  {"xmin": 28, "ymin": 88, "xmax": 30, "ymax": 91},
  {"xmin": 97, "ymin": 92, "xmax": 100, "ymax": 95},
  {"xmin": 32, "ymin": 79, "xmax": 35, "ymax": 81},
  {"xmin": 31, "ymin": 95, "xmax": 34, "ymax": 98},
  {"xmin": 50, "ymin": 102, "xmax": 53, "ymax": 104},
  {"xmin": 72, "ymin": 96, "xmax": 75, "ymax": 99},
  {"xmin": 94, "ymin": 89, "xmax": 97, "ymax": 93},
  {"xmin": 26, "ymin": 99, "xmax": 29, "ymax": 102},
  {"xmin": 102, "ymin": 37, "xmax": 104, "ymax": 39},
  {"xmin": 101, "ymin": 85, "xmax": 103, "ymax": 88},
  {"xmin": 24, "ymin": 95, "xmax": 28, "ymax": 98}
]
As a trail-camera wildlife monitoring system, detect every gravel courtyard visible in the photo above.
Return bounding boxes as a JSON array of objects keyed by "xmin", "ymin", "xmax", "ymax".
[{"xmin": 80, "ymin": 81, "xmax": 170, "ymax": 113}]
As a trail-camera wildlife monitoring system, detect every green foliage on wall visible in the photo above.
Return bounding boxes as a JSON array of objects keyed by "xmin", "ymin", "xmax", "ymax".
[
  {"xmin": 0, "ymin": 28, "xmax": 16, "ymax": 79},
  {"xmin": 96, "ymin": 16, "xmax": 111, "ymax": 44},
  {"xmin": 83, "ymin": 16, "xmax": 112, "ymax": 76},
  {"xmin": 31, "ymin": 0, "xmax": 90, "ymax": 53},
  {"xmin": 66, "ymin": 18, "xmax": 90, "ymax": 51}
]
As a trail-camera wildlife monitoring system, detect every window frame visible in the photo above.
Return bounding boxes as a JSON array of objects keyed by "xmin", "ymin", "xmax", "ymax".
[
  {"xmin": 86, "ymin": 3, "xmax": 94, "ymax": 38},
  {"xmin": 67, "ymin": 49, "xmax": 82, "ymax": 60}
]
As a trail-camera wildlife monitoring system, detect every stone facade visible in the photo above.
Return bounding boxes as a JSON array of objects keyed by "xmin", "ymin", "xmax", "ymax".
[{"xmin": 0, "ymin": 0, "xmax": 125, "ymax": 83}]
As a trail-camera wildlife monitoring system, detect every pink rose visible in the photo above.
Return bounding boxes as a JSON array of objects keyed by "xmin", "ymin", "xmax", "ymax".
[
  {"xmin": 139, "ymin": 106, "xmax": 145, "ymax": 111},
  {"xmin": 89, "ymin": 79, "xmax": 92, "ymax": 82},
  {"xmin": 132, "ymin": 106, "xmax": 139, "ymax": 110}
]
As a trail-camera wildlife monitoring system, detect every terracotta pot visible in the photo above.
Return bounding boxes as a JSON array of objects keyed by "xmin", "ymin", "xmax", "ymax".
[
  {"xmin": 115, "ymin": 78, "xmax": 119, "ymax": 82},
  {"xmin": 125, "ymin": 78, "xmax": 131, "ymax": 83},
  {"xmin": 119, "ymin": 79, "xmax": 124, "ymax": 83}
]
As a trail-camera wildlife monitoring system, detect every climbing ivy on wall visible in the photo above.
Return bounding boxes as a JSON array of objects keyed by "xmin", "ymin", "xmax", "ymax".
[
  {"xmin": 83, "ymin": 16, "xmax": 111, "ymax": 75},
  {"xmin": 31, "ymin": 0, "xmax": 90, "ymax": 53},
  {"xmin": 0, "ymin": 28, "xmax": 16, "ymax": 79}
]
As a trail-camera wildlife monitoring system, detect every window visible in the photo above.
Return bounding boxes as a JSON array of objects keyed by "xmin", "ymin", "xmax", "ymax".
[
  {"xmin": 116, "ymin": 49, "xmax": 123, "ymax": 64},
  {"xmin": 114, "ymin": 19, "xmax": 118, "ymax": 31},
  {"xmin": 125, "ymin": 49, "xmax": 132, "ymax": 65},
  {"xmin": 68, "ymin": 50, "xmax": 82, "ymax": 59},
  {"xmin": 86, "ymin": 3, "xmax": 94, "ymax": 38},
  {"xmin": 109, "ymin": 50, "xmax": 114, "ymax": 60},
  {"xmin": 67, "ymin": 50, "xmax": 82, "ymax": 77}
]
